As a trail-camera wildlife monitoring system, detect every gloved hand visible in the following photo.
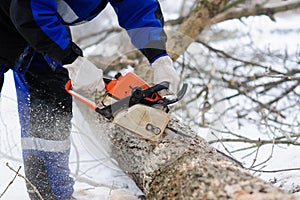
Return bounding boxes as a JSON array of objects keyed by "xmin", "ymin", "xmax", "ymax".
[
  {"xmin": 151, "ymin": 56, "xmax": 180, "ymax": 95},
  {"xmin": 63, "ymin": 57, "xmax": 104, "ymax": 92}
]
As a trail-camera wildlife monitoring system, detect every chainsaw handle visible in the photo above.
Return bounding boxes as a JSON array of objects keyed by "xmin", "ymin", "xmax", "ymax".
[
  {"xmin": 65, "ymin": 80, "xmax": 98, "ymax": 110},
  {"xmin": 142, "ymin": 81, "xmax": 169, "ymax": 97},
  {"xmin": 128, "ymin": 81, "xmax": 169, "ymax": 105}
]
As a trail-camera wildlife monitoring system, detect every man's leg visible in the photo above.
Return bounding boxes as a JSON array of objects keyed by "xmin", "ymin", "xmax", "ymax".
[{"xmin": 14, "ymin": 54, "xmax": 74, "ymax": 200}]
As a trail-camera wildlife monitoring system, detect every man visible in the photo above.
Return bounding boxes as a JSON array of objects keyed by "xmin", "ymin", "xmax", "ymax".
[{"xmin": 0, "ymin": 0, "xmax": 180, "ymax": 199}]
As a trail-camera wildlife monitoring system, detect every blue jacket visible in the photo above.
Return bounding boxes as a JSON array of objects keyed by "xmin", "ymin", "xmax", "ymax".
[{"xmin": 9, "ymin": 0, "xmax": 167, "ymax": 66}]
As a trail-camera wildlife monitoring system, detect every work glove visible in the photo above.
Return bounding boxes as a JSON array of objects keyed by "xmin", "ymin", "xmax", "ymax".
[
  {"xmin": 63, "ymin": 57, "xmax": 104, "ymax": 92},
  {"xmin": 151, "ymin": 56, "xmax": 180, "ymax": 95}
]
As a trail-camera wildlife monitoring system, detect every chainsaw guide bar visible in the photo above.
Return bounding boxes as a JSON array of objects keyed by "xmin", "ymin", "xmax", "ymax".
[{"xmin": 65, "ymin": 72, "xmax": 188, "ymax": 142}]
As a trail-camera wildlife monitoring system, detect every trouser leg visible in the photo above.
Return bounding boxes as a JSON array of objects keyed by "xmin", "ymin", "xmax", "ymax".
[{"xmin": 14, "ymin": 54, "xmax": 74, "ymax": 200}]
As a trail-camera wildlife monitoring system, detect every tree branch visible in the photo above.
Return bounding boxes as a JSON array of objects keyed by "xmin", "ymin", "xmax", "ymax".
[
  {"xmin": 0, "ymin": 164, "xmax": 21, "ymax": 198},
  {"xmin": 212, "ymin": 1, "xmax": 300, "ymax": 23},
  {"xmin": 209, "ymin": 137, "xmax": 300, "ymax": 146},
  {"xmin": 5, "ymin": 163, "xmax": 44, "ymax": 200},
  {"xmin": 248, "ymin": 167, "xmax": 300, "ymax": 173}
]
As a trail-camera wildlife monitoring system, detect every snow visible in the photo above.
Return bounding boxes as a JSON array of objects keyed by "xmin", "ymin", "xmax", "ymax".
[{"xmin": 1, "ymin": 4, "xmax": 300, "ymax": 200}]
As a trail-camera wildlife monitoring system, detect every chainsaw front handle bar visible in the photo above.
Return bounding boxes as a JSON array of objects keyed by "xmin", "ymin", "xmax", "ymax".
[{"xmin": 160, "ymin": 83, "xmax": 188, "ymax": 106}]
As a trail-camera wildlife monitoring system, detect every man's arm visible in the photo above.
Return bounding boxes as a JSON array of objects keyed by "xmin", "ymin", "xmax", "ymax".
[
  {"xmin": 109, "ymin": 0, "xmax": 167, "ymax": 63},
  {"xmin": 10, "ymin": 0, "xmax": 81, "ymax": 65},
  {"xmin": 109, "ymin": 0, "xmax": 181, "ymax": 93}
]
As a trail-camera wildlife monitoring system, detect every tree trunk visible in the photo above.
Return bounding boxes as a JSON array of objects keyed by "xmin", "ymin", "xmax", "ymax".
[{"xmin": 74, "ymin": 99, "xmax": 295, "ymax": 200}]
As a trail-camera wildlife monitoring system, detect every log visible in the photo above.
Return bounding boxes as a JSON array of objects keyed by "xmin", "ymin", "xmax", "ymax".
[{"xmin": 73, "ymin": 97, "xmax": 296, "ymax": 200}]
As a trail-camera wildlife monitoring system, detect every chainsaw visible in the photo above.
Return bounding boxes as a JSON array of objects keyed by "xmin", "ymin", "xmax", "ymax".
[{"xmin": 65, "ymin": 71, "xmax": 188, "ymax": 142}]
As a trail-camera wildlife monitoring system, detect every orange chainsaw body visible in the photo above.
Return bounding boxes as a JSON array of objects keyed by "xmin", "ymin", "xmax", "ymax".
[{"xmin": 104, "ymin": 72, "xmax": 162, "ymax": 102}]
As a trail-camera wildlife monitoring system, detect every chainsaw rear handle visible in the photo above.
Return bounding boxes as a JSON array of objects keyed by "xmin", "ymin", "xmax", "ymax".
[
  {"xmin": 65, "ymin": 80, "xmax": 113, "ymax": 118},
  {"xmin": 65, "ymin": 80, "xmax": 98, "ymax": 110}
]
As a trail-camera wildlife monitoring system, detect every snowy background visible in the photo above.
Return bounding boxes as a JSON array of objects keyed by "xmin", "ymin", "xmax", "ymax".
[{"xmin": 1, "ymin": 1, "xmax": 300, "ymax": 199}]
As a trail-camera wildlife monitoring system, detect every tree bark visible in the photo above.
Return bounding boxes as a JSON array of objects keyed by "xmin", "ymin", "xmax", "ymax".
[{"xmin": 73, "ymin": 98, "xmax": 296, "ymax": 200}]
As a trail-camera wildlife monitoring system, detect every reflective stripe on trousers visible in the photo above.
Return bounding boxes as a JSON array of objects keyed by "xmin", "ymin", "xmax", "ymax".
[{"xmin": 21, "ymin": 137, "xmax": 71, "ymax": 152}]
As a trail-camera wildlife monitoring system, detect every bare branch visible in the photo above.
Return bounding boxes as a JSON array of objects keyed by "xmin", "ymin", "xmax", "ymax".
[
  {"xmin": 213, "ymin": 1, "xmax": 300, "ymax": 23},
  {"xmin": 0, "ymin": 164, "xmax": 21, "ymax": 198},
  {"xmin": 209, "ymin": 137, "xmax": 300, "ymax": 146},
  {"xmin": 75, "ymin": 27, "xmax": 122, "ymax": 46},
  {"xmin": 247, "ymin": 167, "xmax": 300, "ymax": 173},
  {"xmin": 5, "ymin": 163, "xmax": 44, "ymax": 200}
]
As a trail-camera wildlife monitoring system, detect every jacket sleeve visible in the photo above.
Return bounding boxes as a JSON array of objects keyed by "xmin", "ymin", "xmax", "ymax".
[
  {"xmin": 10, "ymin": 0, "xmax": 82, "ymax": 65},
  {"xmin": 109, "ymin": 0, "xmax": 168, "ymax": 63}
]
